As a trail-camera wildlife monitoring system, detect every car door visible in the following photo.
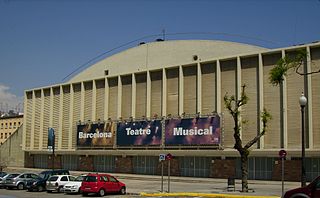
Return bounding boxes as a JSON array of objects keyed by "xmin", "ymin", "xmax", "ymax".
[
  {"xmin": 108, "ymin": 176, "xmax": 119, "ymax": 192},
  {"xmin": 100, "ymin": 175, "xmax": 109, "ymax": 192}
]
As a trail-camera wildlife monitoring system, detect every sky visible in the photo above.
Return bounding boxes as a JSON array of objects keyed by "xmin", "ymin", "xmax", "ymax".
[{"xmin": 0, "ymin": 0, "xmax": 320, "ymax": 113}]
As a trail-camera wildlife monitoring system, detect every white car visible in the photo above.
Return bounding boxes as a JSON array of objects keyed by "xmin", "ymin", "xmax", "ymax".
[
  {"xmin": 46, "ymin": 175, "xmax": 76, "ymax": 193},
  {"xmin": 63, "ymin": 175, "xmax": 86, "ymax": 194}
]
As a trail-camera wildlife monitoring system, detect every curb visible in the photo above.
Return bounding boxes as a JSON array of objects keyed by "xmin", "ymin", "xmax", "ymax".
[{"xmin": 140, "ymin": 192, "xmax": 281, "ymax": 198}]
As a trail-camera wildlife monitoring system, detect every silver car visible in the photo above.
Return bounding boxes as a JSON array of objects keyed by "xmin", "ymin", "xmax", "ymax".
[
  {"xmin": 0, "ymin": 172, "xmax": 9, "ymax": 188},
  {"xmin": 5, "ymin": 173, "xmax": 41, "ymax": 190}
]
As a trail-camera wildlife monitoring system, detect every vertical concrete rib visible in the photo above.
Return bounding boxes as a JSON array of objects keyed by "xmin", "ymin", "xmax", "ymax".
[
  {"xmin": 22, "ymin": 92, "xmax": 28, "ymax": 150},
  {"xmin": 132, "ymin": 73, "xmax": 136, "ymax": 118},
  {"xmin": 146, "ymin": 71, "xmax": 151, "ymax": 118},
  {"xmin": 282, "ymin": 50, "xmax": 288, "ymax": 148},
  {"xmin": 216, "ymin": 60, "xmax": 221, "ymax": 113},
  {"xmin": 80, "ymin": 82, "xmax": 85, "ymax": 122},
  {"xmin": 237, "ymin": 56, "xmax": 242, "ymax": 138},
  {"xmin": 179, "ymin": 65, "xmax": 184, "ymax": 115},
  {"xmin": 258, "ymin": 53, "xmax": 264, "ymax": 149},
  {"xmin": 39, "ymin": 89, "xmax": 45, "ymax": 149},
  {"xmin": 104, "ymin": 78, "xmax": 109, "ymax": 120},
  {"xmin": 306, "ymin": 46, "xmax": 313, "ymax": 149},
  {"xmin": 92, "ymin": 80, "xmax": 97, "ymax": 122},
  {"xmin": 30, "ymin": 91, "xmax": 36, "ymax": 150},
  {"xmin": 118, "ymin": 76, "xmax": 122, "ymax": 119},
  {"xmin": 58, "ymin": 86, "xmax": 63, "ymax": 150},
  {"xmin": 162, "ymin": 68, "xmax": 167, "ymax": 116},
  {"xmin": 197, "ymin": 62, "xmax": 202, "ymax": 114},
  {"xmin": 69, "ymin": 84, "xmax": 74, "ymax": 149}
]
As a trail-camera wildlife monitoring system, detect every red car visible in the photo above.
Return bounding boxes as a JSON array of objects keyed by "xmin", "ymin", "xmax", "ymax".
[
  {"xmin": 80, "ymin": 173, "xmax": 126, "ymax": 196},
  {"xmin": 283, "ymin": 176, "xmax": 320, "ymax": 198}
]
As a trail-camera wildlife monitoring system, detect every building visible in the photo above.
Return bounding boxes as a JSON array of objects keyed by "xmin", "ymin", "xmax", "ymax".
[
  {"xmin": 0, "ymin": 114, "xmax": 23, "ymax": 144},
  {"xmin": 22, "ymin": 40, "xmax": 320, "ymax": 181}
]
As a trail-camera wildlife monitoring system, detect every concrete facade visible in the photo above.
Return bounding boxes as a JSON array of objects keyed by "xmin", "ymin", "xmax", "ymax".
[{"xmin": 22, "ymin": 40, "xmax": 320, "ymax": 181}]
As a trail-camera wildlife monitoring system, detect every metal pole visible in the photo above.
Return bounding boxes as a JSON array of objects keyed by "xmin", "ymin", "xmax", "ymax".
[
  {"xmin": 168, "ymin": 160, "xmax": 170, "ymax": 193},
  {"xmin": 161, "ymin": 161, "xmax": 164, "ymax": 192},
  {"xmin": 281, "ymin": 157, "xmax": 284, "ymax": 196},
  {"xmin": 301, "ymin": 106, "xmax": 306, "ymax": 187}
]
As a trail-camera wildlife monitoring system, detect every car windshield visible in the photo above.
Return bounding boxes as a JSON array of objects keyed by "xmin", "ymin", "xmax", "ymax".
[
  {"xmin": 48, "ymin": 176, "xmax": 58, "ymax": 181},
  {"xmin": 7, "ymin": 174, "xmax": 20, "ymax": 179},
  {"xmin": 84, "ymin": 176, "xmax": 97, "ymax": 182},
  {"xmin": 0, "ymin": 172, "xmax": 7, "ymax": 177},
  {"xmin": 75, "ymin": 175, "xmax": 85, "ymax": 182}
]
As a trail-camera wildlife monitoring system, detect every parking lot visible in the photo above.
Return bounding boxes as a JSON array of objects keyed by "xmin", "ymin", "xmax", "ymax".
[{"xmin": 0, "ymin": 188, "xmax": 138, "ymax": 198}]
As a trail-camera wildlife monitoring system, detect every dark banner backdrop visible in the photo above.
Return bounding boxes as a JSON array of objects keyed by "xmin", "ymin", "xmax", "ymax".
[
  {"xmin": 77, "ymin": 122, "xmax": 115, "ymax": 147},
  {"xmin": 165, "ymin": 116, "xmax": 221, "ymax": 145},
  {"xmin": 117, "ymin": 120, "xmax": 162, "ymax": 146}
]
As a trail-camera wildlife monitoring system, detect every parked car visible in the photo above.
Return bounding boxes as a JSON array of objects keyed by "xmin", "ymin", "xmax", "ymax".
[
  {"xmin": 46, "ymin": 175, "xmax": 76, "ymax": 193},
  {"xmin": 26, "ymin": 169, "xmax": 70, "ymax": 192},
  {"xmin": 0, "ymin": 172, "xmax": 9, "ymax": 188},
  {"xmin": 63, "ymin": 175, "xmax": 86, "ymax": 194},
  {"xmin": 80, "ymin": 173, "xmax": 126, "ymax": 196},
  {"xmin": 283, "ymin": 176, "xmax": 320, "ymax": 198},
  {"xmin": 5, "ymin": 173, "xmax": 41, "ymax": 190}
]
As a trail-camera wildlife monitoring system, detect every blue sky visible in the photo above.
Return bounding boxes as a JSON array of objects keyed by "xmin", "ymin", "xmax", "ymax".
[{"xmin": 0, "ymin": 0, "xmax": 320, "ymax": 112}]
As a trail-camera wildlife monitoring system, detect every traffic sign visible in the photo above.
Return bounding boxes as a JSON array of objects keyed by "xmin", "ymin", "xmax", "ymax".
[
  {"xmin": 279, "ymin": 149, "xmax": 287, "ymax": 158},
  {"xmin": 166, "ymin": 153, "xmax": 173, "ymax": 160},
  {"xmin": 159, "ymin": 154, "xmax": 166, "ymax": 161}
]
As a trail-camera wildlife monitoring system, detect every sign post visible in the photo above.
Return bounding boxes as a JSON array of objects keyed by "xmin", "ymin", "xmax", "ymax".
[
  {"xmin": 279, "ymin": 149, "xmax": 287, "ymax": 197},
  {"xmin": 48, "ymin": 128, "xmax": 55, "ymax": 171},
  {"xmin": 166, "ymin": 153, "xmax": 173, "ymax": 193},
  {"xmin": 159, "ymin": 154, "xmax": 166, "ymax": 192}
]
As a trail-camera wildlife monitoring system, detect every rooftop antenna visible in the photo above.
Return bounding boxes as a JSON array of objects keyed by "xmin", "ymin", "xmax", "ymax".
[{"xmin": 162, "ymin": 29, "xmax": 166, "ymax": 41}]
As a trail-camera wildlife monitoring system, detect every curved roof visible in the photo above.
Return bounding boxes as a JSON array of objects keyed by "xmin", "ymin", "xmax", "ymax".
[{"xmin": 68, "ymin": 40, "xmax": 267, "ymax": 82}]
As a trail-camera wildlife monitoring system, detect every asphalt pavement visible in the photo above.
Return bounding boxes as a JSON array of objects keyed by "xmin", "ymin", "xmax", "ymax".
[{"xmin": 3, "ymin": 167, "xmax": 302, "ymax": 198}]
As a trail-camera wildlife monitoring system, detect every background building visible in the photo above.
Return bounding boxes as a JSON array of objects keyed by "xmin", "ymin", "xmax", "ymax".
[
  {"xmin": 0, "ymin": 113, "xmax": 23, "ymax": 144},
  {"xmin": 22, "ymin": 40, "xmax": 320, "ymax": 181}
]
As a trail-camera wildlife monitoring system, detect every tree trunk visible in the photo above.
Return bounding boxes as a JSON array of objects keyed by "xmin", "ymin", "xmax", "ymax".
[{"xmin": 241, "ymin": 151, "xmax": 249, "ymax": 192}]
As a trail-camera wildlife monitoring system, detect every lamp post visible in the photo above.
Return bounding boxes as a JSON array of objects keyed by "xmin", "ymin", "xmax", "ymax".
[{"xmin": 299, "ymin": 92, "xmax": 307, "ymax": 187}]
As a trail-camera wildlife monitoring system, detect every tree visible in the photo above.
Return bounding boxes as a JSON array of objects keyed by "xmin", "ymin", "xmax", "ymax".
[
  {"xmin": 224, "ymin": 85, "xmax": 271, "ymax": 192},
  {"xmin": 269, "ymin": 49, "xmax": 319, "ymax": 86}
]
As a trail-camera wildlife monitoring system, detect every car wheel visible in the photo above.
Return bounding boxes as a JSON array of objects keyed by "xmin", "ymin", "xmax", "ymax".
[
  {"xmin": 58, "ymin": 186, "xmax": 63, "ymax": 193},
  {"xmin": 38, "ymin": 185, "xmax": 44, "ymax": 192},
  {"xmin": 98, "ymin": 188, "xmax": 105, "ymax": 197},
  {"xmin": 119, "ymin": 187, "xmax": 126, "ymax": 195},
  {"xmin": 17, "ymin": 183, "xmax": 24, "ymax": 190}
]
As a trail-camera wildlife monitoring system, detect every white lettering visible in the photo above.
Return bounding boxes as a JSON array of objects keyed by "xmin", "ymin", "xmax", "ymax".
[
  {"xmin": 78, "ymin": 131, "xmax": 112, "ymax": 139},
  {"xmin": 126, "ymin": 128, "xmax": 151, "ymax": 136},
  {"xmin": 172, "ymin": 126, "xmax": 213, "ymax": 136}
]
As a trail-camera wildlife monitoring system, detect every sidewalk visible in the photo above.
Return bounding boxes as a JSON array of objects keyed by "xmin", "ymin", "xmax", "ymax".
[{"xmin": 4, "ymin": 166, "xmax": 300, "ymax": 197}]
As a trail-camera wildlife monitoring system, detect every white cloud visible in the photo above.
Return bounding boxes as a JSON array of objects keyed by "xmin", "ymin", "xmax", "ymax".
[{"xmin": 0, "ymin": 84, "xmax": 23, "ymax": 113}]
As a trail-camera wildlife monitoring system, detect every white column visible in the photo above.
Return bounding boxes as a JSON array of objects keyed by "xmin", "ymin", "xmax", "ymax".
[
  {"xmin": 132, "ymin": 73, "xmax": 136, "ymax": 118},
  {"xmin": 216, "ymin": 60, "xmax": 221, "ymax": 113},
  {"xmin": 282, "ymin": 50, "xmax": 288, "ymax": 149},
  {"xmin": 197, "ymin": 62, "xmax": 202, "ymax": 114},
  {"xmin": 22, "ymin": 92, "xmax": 28, "ymax": 150},
  {"xmin": 306, "ymin": 46, "xmax": 313, "ymax": 149},
  {"xmin": 258, "ymin": 54, "xmax": 265, "ymax": 149},
  {"xmin": 146, "ymin": 71, "xmax": 151, "ymax": 118},
  {"xmin": 30, "ymin": 91, "xmax": 36, "ymax": 149},
  {"xmin": 104, "ymin": 78, "xmax": 109, "ymax": 120},
  {"xmin": 68, "ymin": 84, "xmax": 74, "ymax": 149},
  {"xmin": 58, "ymin": 86, "xmax": 63, "ymax": 150},
  {"xmin": 162, "ymin": 68, "xmax": 167, "ymax": 116},
  {"xmin": 179, "ymin": 65, "xmax": 184, "ymax": 115},
  {"xmin": 80, "ymin": 82, "xmax": 85, "ymax": 122},
  {"xmin": 117, "ymin": 76, "xmax": 122, "ymax": 119},
  {"xmin": 39, "ymin": 89, "xmax": 45, "ymax": 149},
  {"xmin": 92, "ymin": 80, "xmax": 97, "ymax": 122}
]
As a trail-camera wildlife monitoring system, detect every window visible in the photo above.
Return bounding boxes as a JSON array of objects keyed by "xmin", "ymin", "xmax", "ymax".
[
  {"xmin": 5, "ymin": 133, "xmax": 7, "ymax": 138},
  {"xmin": 109, "ymin": 176, "xmax": 117, "ymax": 182},
  {"xmin": 1, "ymin": 123, "xmax": 3, "ymax": 129},
  {"xmin": 61, "ymin": 176, "xmax": 68, "ymax": 181}
]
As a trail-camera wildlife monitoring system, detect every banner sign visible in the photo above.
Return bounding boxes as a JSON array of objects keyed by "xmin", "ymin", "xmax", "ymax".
[
  {"xmin": 77, "ymin": 122, "xmax": 115, "ymax": 147},
  {"xmin": 117, "ymin": 120, "xmax": 162, "ymax": 146},
  {"xmin": 165, "ymin": 116, "xmax": 221, "ymax": 145},
  {"xmin": 48, "ymin": 127, "xmax": 55, "ymax": 150}
]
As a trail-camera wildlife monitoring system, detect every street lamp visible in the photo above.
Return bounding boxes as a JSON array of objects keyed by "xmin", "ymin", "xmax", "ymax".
[{"xmin": 299, "ymin": 92, "xmax": 307, "ymax": 187}]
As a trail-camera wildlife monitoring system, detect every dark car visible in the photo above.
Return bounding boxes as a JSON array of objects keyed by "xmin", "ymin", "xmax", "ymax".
[
  {"xmin": 26, "ymin": 169, "xmax": 69, "ymax": 192},
  {"xmin": 283, "ymin": 176, "xmax": 320, "ymax": 198}
]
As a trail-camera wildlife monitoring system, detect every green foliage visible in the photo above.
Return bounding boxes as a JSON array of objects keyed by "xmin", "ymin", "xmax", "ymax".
[{"xmin": 269, "ymin": 49, "xmax": 307, "ymax": 86}]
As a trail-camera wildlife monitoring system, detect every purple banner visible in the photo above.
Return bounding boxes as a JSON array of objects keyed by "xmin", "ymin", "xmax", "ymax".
[
  {"xmin": 165, "ymin": 116, "xmax": 221, "ymax": 145},
  {"xmin": 117, "ymin": 120, "xmax": 162, "ymax": 146},
  {"xmin": 77, "ymin": 122, "xmax": 115, "ymax": 147}
]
